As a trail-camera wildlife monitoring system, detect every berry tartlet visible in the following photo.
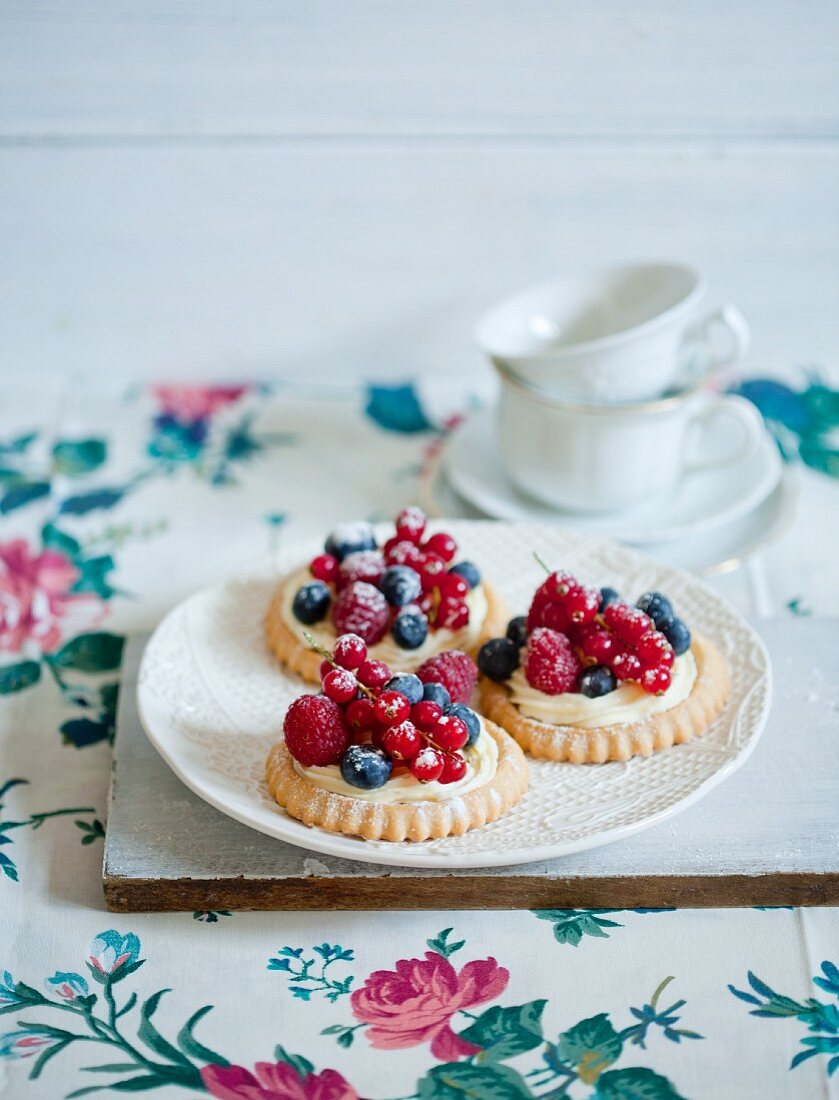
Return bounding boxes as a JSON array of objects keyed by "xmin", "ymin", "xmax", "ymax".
[
  {"xmin": 265, "ymin": 508, "xmax": 506, "ymax": 684},
  {"xmin": 265, "ymin": 635, "xmax": 528, "ymax": 842},
  {"xmin": 477, "ymin": 568, "xmax": 730, "ymax": 763}
]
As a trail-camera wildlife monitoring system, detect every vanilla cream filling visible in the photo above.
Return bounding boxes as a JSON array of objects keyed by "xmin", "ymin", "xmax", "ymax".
[
  {"xmin": 280, "ymin": 566, "xmax": 488, "ymax": 666},
  {"xmin": 508, "ymin": 651, "xmax": 697, "ymax": 728},
  {"xmin": 293, "ymin": 722, "xmax": 498, "ymax": 804}
]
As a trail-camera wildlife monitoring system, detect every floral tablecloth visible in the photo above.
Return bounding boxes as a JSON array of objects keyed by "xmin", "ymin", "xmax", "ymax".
[{"xmin": 1, "ymin": 377, "xmax": 837, "ymax": 1100}]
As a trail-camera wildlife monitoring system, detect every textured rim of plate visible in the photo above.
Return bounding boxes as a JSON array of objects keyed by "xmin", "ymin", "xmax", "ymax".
[
  {"xmin": 137, "ymin": 523, "xmax": 772, "ymax": 870},
  {"xmin": 444, "ymin": 408, "xmax": 782, "ymax": 544}
]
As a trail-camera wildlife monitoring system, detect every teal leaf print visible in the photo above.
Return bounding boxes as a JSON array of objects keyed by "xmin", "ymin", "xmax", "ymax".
[
  {"xmin": 59, "ymin": 487, "xmax": 127, "ymax": 516},
  {"xmin": 40, "ymin": 522, "xmax": 82, "ymax": 557},
  {"xmin": 365, "ymin": 383, "xmax": 434, "ymax": 433},
  {"xmin": 47, "ymin": 632, "xmax": 124, "ymax": 673},
  {"xmin": 274, "ymin": 1043, "xmax": 314, "ymax": 1078},
  {"xmin": 0, "ymin": 481, "xmax": 51, "ymax": 514},
  {"xmin": 177, "ymin": 1006, "xmax": 229, "ymax": 1066},
  {"xmin": 0, "ymin": 778, "xmax": 95, "ymax": 883},
  {"xmin": 556, "ymin": 1013, "xmax": 623, "ymax": 1082},
  {"xmin": 268, "ymin": 945, "xmax": 355, "ymax": 1002},
  {"xmin": 729, "ymin": 961, "xmax": 839, "ymax": 1076},
  {"xmin": 459, "ymin": 1000, "xmax": 546, "ymax": 1065},
  {"xmin": 418, "ymin": 1061, "xmax": 531, "ymax": 1099},
  {"xmin": 75, "ymin": 819, "xmax": 106, "ymax": 845},
  {"xmin": 427, "ymin": 928, "xmax": 466, "ymax": 958},
  {"xmin": 0, "ymin": 661, "xmax": 42, "ymax": 695},
  {"xmin": 52, "ymin": 440, "xmax": 107, "ymax": 477},
  {"xmin": 594, "ymin": 1066, "xmax": 684, "ymax": 1099},
  {"xmin": 533, "ymin": 909, "xmax": 624, "ymax": 946},
  {"xmin": 192, "ymin": 911, "xmax": 232, "ymax": 923}
]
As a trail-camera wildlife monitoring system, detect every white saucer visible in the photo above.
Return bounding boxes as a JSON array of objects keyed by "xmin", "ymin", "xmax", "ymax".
[
  {"xmin": 421, "ymin": 456, "xmax": 797, "ymax": 577},
  {"xmin": 444, "ymin": 407, "xmax": 782, "ymax": 545}
]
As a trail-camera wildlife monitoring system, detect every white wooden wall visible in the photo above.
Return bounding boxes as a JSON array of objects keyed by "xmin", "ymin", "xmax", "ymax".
[{"xmin": 2, "ymin": 1, "xmax": 838, "ymax": 382}]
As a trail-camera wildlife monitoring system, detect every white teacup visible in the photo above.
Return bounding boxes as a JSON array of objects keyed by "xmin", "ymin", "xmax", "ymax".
[
  {"xmin": 475, "ymin": 262, "xmax": 750, "ymax": 403},
  {"xmin": 496, "ymin": 361, "xmax": 765, "ymax": 514}
]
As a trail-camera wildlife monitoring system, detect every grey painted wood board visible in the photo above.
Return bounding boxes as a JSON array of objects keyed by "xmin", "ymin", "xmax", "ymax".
[{"xmin": 103, "ymin": 618, "xmax": 839, "ymax": 911}]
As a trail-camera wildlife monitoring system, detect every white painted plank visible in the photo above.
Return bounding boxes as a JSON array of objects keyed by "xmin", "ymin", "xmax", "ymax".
[
  {"xmin": 1, "ymin": 143, "xmax": 836, "ymax": 381},
  {"xmin": 2, "ymin": 0, "xmax": 838, "ymax": 139}
]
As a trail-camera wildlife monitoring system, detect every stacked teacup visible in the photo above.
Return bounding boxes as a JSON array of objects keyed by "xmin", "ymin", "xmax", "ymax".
[{"xmin": 475, "ymin": 262, "xmax": 760, "ymax": 514}]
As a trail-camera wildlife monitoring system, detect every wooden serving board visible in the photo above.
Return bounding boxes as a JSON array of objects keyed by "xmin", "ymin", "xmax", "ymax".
[{"xmin": 103, "ymin": 619, "xmax": 839, "ymax": 911}]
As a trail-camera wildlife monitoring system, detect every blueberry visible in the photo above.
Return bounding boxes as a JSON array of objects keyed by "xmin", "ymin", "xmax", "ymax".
[
  {"xmin": 656, "ymin": 615, "xmax": 691, "ymax": 656},
  {"xmin": 449, "ymin": 561, "xmax": 481, "ymax": 589},
  {"xmin": 422, "ymin": 681, "xmax": 451, "ymax": 708},
  {"xmin": 324, "ymin": 521, "xmax": 377, "ymax": 562},
  {"xmin": 598, "ymin": 586, "xmax": 621, "ymax": 613},
  {"xmin": 380, "ymin": 565, "xmax": 422, "ymax": 607},
  {"xmin": 579, "ymin": 665, "xmax": 617, "ymax": 698},
  {"xmin": 636, "ymin": 591, "xmax": 674, "ymax": 626},
  {"xmin": 339, "ymin": 745, "xmax": 393, "ymax": 790},
  {"xmin": 444, "ymin": 703, "xmax": 481, "ymax": 746},
  {"xmin": 292, "ymin": 581, "xmax": 331, "ymax": 624},
  {"xmin": 477, "ymin": 637, "xmax": 520, "ymax": 682},
  {"xmin": 384, "ymin": 673, "xmax": 424, "ymax": 705},
  {"xmin": 505, "ymin": 616, "xmax": 528, "ymax": 648},
  {"xmin": 391, "ymin": 607, "xmax": 429, "ymax": 650}
]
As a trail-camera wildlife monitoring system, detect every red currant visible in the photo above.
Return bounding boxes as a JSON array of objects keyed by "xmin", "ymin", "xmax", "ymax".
[
  {"xmin": 332, "ymin": 633, "xmax": 368, "ymax": 670},
  {"xmin": 319, "ymin": 658, "xmax": 333, "ymax": 682},
  {"xmin": 641, "ymin": 666, "xmax": 672, "ymax": 696},
  {"xmin": 409, "ymin": 746, "xmax": 445, "ymax": 782},
  {"xmin": 382, "ymin": 720, "xmax": 422, "ymax": 761},
  {"xmin": 436, "ymin": 596, "xmax": 470, "ymax": 630},
  {"xmin": 423, "ymin": 531, "xmax": 458, "ymax": 562},
  {"xmin": 394, "ymin": 506, "xmax": 427, "ymax": 544},
  {"xmin": 375, "ymin": 690, "xmax": 411, "ymax": 726},
  {"xmin": 411, "ymin": 700, "xmax": 442, "ymax": 731},
  {"xmin": 612, "ymin": 651, "xmax": 643, "ymax": 682},
  {"xmin": 564, "ymin": 585, "xmax": 600, "ymax": 624},
  {"xmin": 322, "ymin": 667, "xmax": 358, "ymax": 704},
  {"xmin": 603, "ymin": 603, "xmax": 654, "ymax": 645},
  {"xmin": 310, "ymin": 553, "xmax": 339, "ymax": 584},
  {"xmin": 576, "ymin": 623, "xmax": 616, "ymax": 665},
  {"xmin": 549, "ymin": 570, "xmax": 577, "ymax": 597},
  {"xmin": 383, "ymin": 537, "xmax": 423, "ymax": 567},
  {"xmin": 441, "ymin": 573, "xmax": 470, "ymax": 600},
  {"xmin": 635, "ymin": 630, "xmax": 675, "ymax": 670},
  {"xmin": 345, "ymin": 698, "xmax": 377, "ymax": 735},
  {"xmin": 357, "ymin": 660, "xmax": 391, "ymax": 690},
  {"xmin": 418, "ymin": 554, "xmax": 447, "ymax": 593},
  {"xmin": 432, "ymin": 714, "xmax": 469, "ymax": 751},
  {"xmin": 438, "ymin": 753, "xmax": 468, "ymax": 784}
]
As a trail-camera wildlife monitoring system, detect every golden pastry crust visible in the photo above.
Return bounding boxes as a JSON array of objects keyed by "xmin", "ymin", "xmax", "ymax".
[
  {"xmin": 264, "ymin": 574, "xmax": 508, "ymax": 684},
  {"xmin": 479, "ymin": 634, "xmax": 729, "ymax": 763},
  {"xmin": 265, "ymin": 720, "xmax": 529, "ymax": 842}
]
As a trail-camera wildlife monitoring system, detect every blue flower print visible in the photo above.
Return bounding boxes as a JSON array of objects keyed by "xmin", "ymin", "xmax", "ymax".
[
  {"xmin": 86, "ymin": 930, "xmax": 143, "ymax": 982},
  {"xmin": 45, "ymin": 971, "xmax": 89, "ymax": 1003}
]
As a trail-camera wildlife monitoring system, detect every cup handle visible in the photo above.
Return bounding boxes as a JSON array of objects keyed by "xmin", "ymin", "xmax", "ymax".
[
  {"xmin": 683, "ymin": 394, "xmax": 764, "ymax": 473},
  {"xmin": 694, "ymin": 304, "xmax": 751, "ymax": 370}
]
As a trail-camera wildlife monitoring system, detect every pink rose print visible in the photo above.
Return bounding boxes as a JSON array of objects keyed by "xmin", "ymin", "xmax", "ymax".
[
  {"xmin": 351, "ymin": 950, "xmax": 509, "ymax": 1061},
  {"xmin": 152, "ymin": 385, "xmax": 247, "ymax": 422},
  {"xmin": 0, "ymin": 540, "xmax": 104, "ymax": 654},
  {"xmin": 201, "ymin": 1060, "xmax": 357, "ymax": 1100}
]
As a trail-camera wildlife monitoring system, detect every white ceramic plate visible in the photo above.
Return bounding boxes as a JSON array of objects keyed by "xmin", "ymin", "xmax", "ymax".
[
  {"xmin": 137, "ymin": 522, "xmax": 772, "ymax": 869},
  {"xmin": 444, "ymin": 408, "xmax": 783, "ymax": 544},
  {"xmin": 421, "ymin": 460, "xmax": 799, "ymax": 578}
]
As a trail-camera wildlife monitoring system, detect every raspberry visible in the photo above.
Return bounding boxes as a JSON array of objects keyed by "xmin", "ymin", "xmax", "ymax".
[
  {"xmin": 345, "ymin": 698, "xmax": 377, "ymax": 736},
  {"xmin": 417, "ymin": 651, "xmax": 478, "ymax": 704},
  {"xmin": 438, "ymin": 753, "xmax": 468, "ymax": 784},
  {"xmin": 423, "ymin": 531, "xmax": 458, "ymax": 563},
  {"xmin": 432, "ymin": 714, "xmax": 468, "ymax": 751},
  {"xmin": 641, "ymin": 666, "xmax": 672, "ymax": 695},
  {"xmin": 603, "ymin": 603, "xmax": 654, "ymax": 645},
  {"xmin": 435, "ymin": 595, "xmax": 470, "ymax": 630},
  {"xmin": 524, "ymin": 627, "xmax": 582, "ymax": 695},
  {"xmin": 357, "ymin": 659, "xmax": 391, "ymax": 690},
  {"xmin": 411, "ymin": 700, "xmax": 442, "ymax": 731},
  {"xmin": 375, "ymin": 690, "xmax": 411, "ymax": 726},
  {"xmin": 310, "ymin": 553, "xmax": 339, "ymax": 584},
  {"xmin": 322, "ymin": 667, "xmax": 358, "ymax": 704},
  {"xmin": 337, "ymin": 550, "xmax": 385, "ymax": 590},
  {"xmin": 382, "ymin": 720, "xmax": 422, "ymax": 761},
  {"xmin": 612, "ymin": 650, "xmax": 643, "ymax": 682},
  {"xmin": 394, "ymin": 506, "xmax": 427, "ymax": 544},
  {"xmin": 332, "ymin": 581, "xmax": 389, "ymax": 645},
  {"xmin": 283, "ymin": 695, "xmax": 350, "ymax": 766},
  {"xmin": 635, "ymin": 630, "xmax": 675, "ymax": 670},
  {"xmin": 409, "ymin": 746, "xmax": 445, "ymax": 782},
  {"xmin": 332, "ymin": 633, "xmax": 368, "ymax": 670},
  {"xmin": 383, "ymin": 537, "xmax": 423, "ymax": 567}
]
